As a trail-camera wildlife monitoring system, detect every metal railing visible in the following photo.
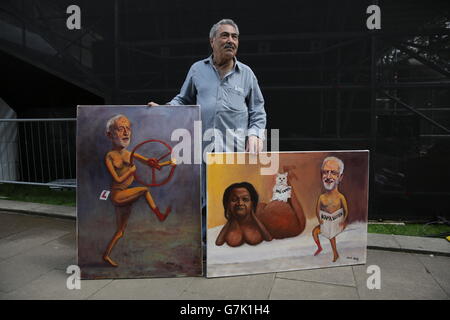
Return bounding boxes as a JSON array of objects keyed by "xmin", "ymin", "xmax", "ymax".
[{"xmin": 0, "ymin": 118, "xmax": 76, "ymax": 188}]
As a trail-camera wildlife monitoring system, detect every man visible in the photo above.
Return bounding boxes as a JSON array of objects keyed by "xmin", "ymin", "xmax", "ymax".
[
  {"xmin": 312, "ymin": 156, "xmax": 349, "ymax": 262},
  {"xmin": 103, "ymin": 114, "xmax": 175, "ymax": 267},
  {"xmin": 148, "ymin": 18, "xmax": 266, "ymax": 154},
  {"xmin": 148, "ymin": 19, "xmax": 267, "ymax": 244}
]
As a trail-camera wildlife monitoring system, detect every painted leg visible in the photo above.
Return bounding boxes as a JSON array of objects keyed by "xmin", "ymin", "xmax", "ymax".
[
  {"xmin": 151, "ymin": 206, "xmax": 172, "ymax": 222},
  {"xmin": 103, "ymin": 230, "xmax": 123, "ymax": 267},
  {"xmin": 145, "ymin": 191, "xmax": 171, "ymax": 221},
  {"xmin": 312, "ymin": 225, "xmax": 322, "ymax": 256},
  {"xmin": 103, "ymin": 206, "xmax": 131, "ymax": 267},
  {"xmin": 330, "ymin": 237, "xmax": 339, "ymax": 262}
]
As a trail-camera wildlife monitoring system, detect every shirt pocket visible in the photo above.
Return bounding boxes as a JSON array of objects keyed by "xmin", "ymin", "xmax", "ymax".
[{"xmin": 222, "ymin": 85, "xmax": 246, "ymax": 112}]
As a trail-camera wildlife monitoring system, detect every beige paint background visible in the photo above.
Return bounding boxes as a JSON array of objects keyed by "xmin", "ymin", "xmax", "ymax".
[{"xmin": 207, "ymin": 151, "xmax": 369, "ymax": 229}]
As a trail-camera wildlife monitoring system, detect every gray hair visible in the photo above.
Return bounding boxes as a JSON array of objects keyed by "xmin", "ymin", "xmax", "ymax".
[
  {"xmin": 321, "ymin": 156, "xmax": 344, "ymax": 175},
  {"xmin": 105, "ymin": 114, "xmax": 128, "ymax": 135},
  {"xmin": 209, "ymin": 19, "xmax": 239, "ymax": 39}
]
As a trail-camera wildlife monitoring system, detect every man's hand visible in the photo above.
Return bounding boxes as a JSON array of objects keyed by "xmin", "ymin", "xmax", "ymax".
[
  {"xmin": 147, "ymin": 102, "xmax": 160, "ymax": 107},
  {"xmin": 170, "ymin": 158, "xmax": 177, "ymax": 166},
  {"xmin": 147, "ymin": 158, "xmax": 161, "ymax": 170},
  {"xmin": 246, "ymin": 135, "xmax": 263, "ymax": 154}
]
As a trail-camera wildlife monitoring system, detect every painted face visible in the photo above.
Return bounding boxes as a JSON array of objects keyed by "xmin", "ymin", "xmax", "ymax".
[
  {"xmin": 228, "ymin": 187, "xmax": 252, "ymax": 219},
  {"xmin": 111, "ymin": 117, "xmax": 131, "ymax": 148},
  {"xmin": 210, "ymin": 24, "xmax": 239, "ymax": 62},
  {"xmin": 321, "ymin": 160, "xmax": 342, "ymax": 191}
]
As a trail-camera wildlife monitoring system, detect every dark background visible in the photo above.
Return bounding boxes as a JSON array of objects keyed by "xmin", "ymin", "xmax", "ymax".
[{"xmin": 1, "ymin": 0, "xmax": 449, "ymax": 220}]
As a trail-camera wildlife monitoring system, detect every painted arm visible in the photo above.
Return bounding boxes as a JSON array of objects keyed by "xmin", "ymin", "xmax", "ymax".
[
  {"xmin": 133, "ymin": 152, "xmax": 149, "ymax": 164},
  {"xmin": 104, "ymin": 155, "xmax": 136, "ymax": 184},
  {"xmin": 251, "ymin": 211, "xmax": 273, "ymax": 241},
  {"xmin": 159, "ymin": 159, "xmax": 176, "ymax": 167},
  {"xmin": 133, "ymin": 152, "xmax": 176, "ymax": 169},
  {"xmin": 316, "ymin": 196, "xmax": 323, "ymax": 225},
  {"xmin": 215, "ymin": 220, "xmax": 232, "ymax": 246},
  {"xmin": 340, "ymin": 195, "xmax": 349, "ymax": 227}
]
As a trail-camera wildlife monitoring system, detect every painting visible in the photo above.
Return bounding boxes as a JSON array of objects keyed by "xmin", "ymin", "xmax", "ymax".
[
  {"xmin": 77, "ymin": 105, "xmax": 202, "ymax": 279},
  {"xmin": 206, "ymin": 151, "xmax": 369, "ymax": 277}
]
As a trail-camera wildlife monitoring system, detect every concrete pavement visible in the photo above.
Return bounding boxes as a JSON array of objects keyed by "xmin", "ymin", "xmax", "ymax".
[{"xmin": 0, "ymin": 200, "xmax": 449, "ymax": 300}]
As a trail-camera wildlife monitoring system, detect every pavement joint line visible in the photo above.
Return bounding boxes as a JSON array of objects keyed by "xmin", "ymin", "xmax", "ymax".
[
  {"xmin": 367, "ymin": 245, "xmax": 450, "ymax": 257},
  {"xmin": 176, "ymin": 281, "xmax": 190, "ymax": 299},
  {"xmin": 273, "ymin": 276, "xmax": 357, "ymax": 288},
  {"xmin": 266, "ymin": 273, "xmax": 276, "ymax": 299},
  {"xmin": 415, "ymin": 255, "xmax": 450, "ymax": 299},
  {"xmin": 393, "ymin": 235, "xmax": 402, "ymax": 248},
  {"xmin": 0, "ymin": 209, "xmax": 76, "ymax": 222},
  {"xmin": 0, "ymin": 208, "xmax": 76, "ymax": 221},
  {"xmin": 351, "ymin": 266, "xmax": 361, "ymax": 299},
  {"xmin": 85, "ymin": 279, "xmax": 115, "ymax": 300},
  {"xmin": 172, "ymin": 277, "xmax": 195, "ymax": 299},
  {"xmin": 0, "ymin": 227, "xmax": 72, "ymax": 262},
  {"xmin": 2, "ymin": 266, "xmax": 57, "ymax": 295},
  {"xmin": 186, "ymin": 278, "xmax": 198, "ymax": 294},
  {"xmin": 0, "ymin": 227, "xmax": 30, "ymax": 241},
  {"xmin": 39, "ymin": 231, "xmax": 73, "ymax": 248}
]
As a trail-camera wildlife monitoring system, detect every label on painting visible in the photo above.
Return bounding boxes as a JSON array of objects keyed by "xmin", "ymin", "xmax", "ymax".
[
  {"xmin": 99, "ymin": 190, "xmax": 110, "ymax": 200},
  {"xmin": 320, "ymin": 208, "xmax": 344, "ymax": 239}
]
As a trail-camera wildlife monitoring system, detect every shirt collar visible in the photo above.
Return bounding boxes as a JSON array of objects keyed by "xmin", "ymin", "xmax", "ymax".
[{"xmin": 204, "ymin": 55, "xmax": 241, "ymax": 72}]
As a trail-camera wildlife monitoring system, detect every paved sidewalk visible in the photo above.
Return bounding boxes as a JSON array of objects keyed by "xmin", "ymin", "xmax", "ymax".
[
  {"xmin": 1, "ymin": 199, "xmax": 448, "ymax": 256},
  {"xmin": 0, "ymin": 200, "xmax": 449, "ymax": 300},
  {"xmin": 0, "ymin": 199, "xmax": 75, "ymax": 220}
]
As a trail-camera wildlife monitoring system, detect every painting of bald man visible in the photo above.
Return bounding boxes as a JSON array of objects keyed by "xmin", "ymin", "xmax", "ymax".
[
  {"xmin": 77, "ymin": 105, "xmax": 202, "ymax": 279},
  {"xmin": 206, "ymin": 151, "xmax": 369, "ymax": 277}
]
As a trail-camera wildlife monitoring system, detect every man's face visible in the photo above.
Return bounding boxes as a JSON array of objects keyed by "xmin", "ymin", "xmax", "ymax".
[
  {"xmin": 210, "ymin": 24, "xmax": 239, "ymax": 62},
  {"xmin": 110, "ymin": 117, "xmax": 131, "ymax": 148},
  {"xmin": 321, "ymin": 160, "xmax": 342, "ymax": 191},
  {"xmin": 228, "ymin": 187, "xmax": 252, "ymax": 219}
]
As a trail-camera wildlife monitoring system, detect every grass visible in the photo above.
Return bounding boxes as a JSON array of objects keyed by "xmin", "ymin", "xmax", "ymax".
[
  {"xmin": 0, "ymin": 184, "xmax": 449, "ymax": 238},
  {"xmin": 0, "ymin": 183, "xmax": 76, "ymax": 207},
  {"xmin": 368, "ymin": 223, "xmax": 450, "ymax": 238}
]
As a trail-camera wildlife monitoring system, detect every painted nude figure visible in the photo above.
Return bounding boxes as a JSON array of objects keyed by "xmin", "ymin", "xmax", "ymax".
[
  {"xmin": 312, "ymin": 156, "xmax": 349, "ymax": 262},
  {"xmin": 216, "ymin": 166, "xmax": 306, "ymax": 247},
  {"xmin": 103, "ymin": 114, "xmax": 176, "ymax": 267},
  {"xmin": 215, "ymin": 182, "xmax": 273, "ymax": 247}
]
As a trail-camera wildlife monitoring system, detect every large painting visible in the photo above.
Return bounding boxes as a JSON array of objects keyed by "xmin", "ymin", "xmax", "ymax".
[
  {"xmin": 77, "ymin": 105, "xmax": 202, "ymax": 279},
  {"xmin": 207, "ymin": 151, "xmax": 368, "ymax": 277}
]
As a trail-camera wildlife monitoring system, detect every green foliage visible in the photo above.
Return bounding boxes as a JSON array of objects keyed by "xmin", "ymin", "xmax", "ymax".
[
  {"xmin": 0, "ymin": 183, "xmax": 76, "ymax": 207},
  {"xmin": 368, "ymin": 223, "xmax": 450, "ymax": 238}
]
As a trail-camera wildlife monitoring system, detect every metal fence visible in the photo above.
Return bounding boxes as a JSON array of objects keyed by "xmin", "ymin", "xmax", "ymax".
[{"xmin": 0, "ymin": 118, "xmax": 76, "ymax": 188}]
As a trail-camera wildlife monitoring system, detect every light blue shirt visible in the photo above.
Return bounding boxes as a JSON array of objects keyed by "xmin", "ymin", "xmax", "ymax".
[{"xmin": 168, "ymin": 55, "xmax": 266, "ymax": 151}]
